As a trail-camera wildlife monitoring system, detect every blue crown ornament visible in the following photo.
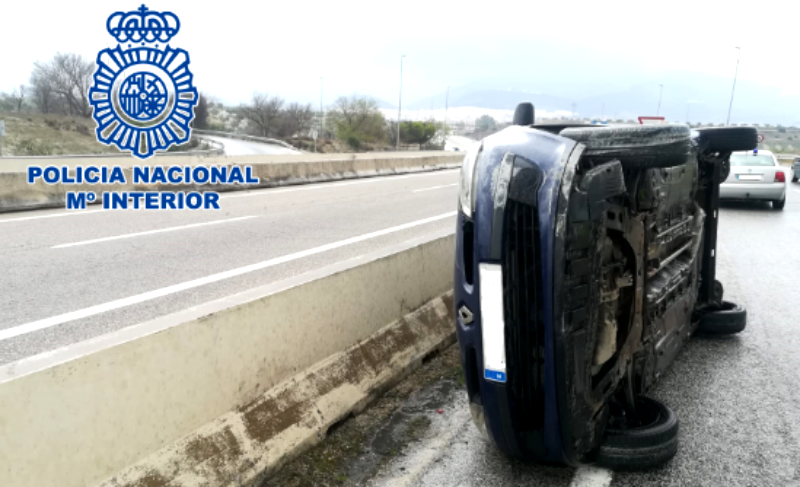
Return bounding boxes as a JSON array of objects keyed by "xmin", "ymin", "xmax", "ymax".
[{"xmin": 88, "ymin": 5, "xmax": 198, "ymax": 159}]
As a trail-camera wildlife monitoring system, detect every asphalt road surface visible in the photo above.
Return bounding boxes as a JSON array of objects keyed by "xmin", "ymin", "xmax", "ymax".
[
  {"xmin": 199, "ymin": 135, "xmax": 302, "ymax": 155},
  {"xmin": 0, "ymin": 169, "xmax": 460, "ymax": 364},
  {"xmin": 273, "ymin": 186, "xmax": 800, "ymax": 487}
]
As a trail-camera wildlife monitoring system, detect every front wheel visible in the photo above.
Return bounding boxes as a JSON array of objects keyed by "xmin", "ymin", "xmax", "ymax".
[
  {"xmin": 596, "ymin": 396, "xmax": 679, "ymax": 471},
  {"xmin": 792, "ymin": 176, "xmax": 798, "ymax": 183}
]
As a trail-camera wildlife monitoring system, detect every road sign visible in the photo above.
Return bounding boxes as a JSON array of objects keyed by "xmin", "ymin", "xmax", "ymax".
[
  {"xmin": 310, "ymin": 129, "xmax": 318, "ymax": 140},
  {"xmin": 757, "ymin": 133, "xmax": 765, "ymax": 143},
  {"xmin": 0, "ymin": 120, "xmax": 5, "ymax": 137},
  {"xmin": 638, "ymin": 116, "xmax": 666, "ymax": 125}
]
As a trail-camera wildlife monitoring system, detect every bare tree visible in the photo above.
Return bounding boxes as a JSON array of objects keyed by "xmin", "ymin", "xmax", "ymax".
[
  {"xmin": 30, "ymin": 53, "xmax": 94, "ymax": 117},
  {"xmin": 278, "ymin": 102, "xmax": 314, "ymax": 137},
  {"xmin": 238, "ymin": 92, "xmax": 284, "ymax": 137},
  {"xmin": 8, "ymin": 85, "xmax": 27, "ymax": 112}
]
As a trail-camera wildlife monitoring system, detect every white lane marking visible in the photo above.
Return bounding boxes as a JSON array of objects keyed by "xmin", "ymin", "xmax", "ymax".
[
  {"xmin": 412, "ymin": 183, "xmax": 458, "ymax": 193},
  {"xmin": 0, "ymin": 209, "xmax": 107, "ymax": 224},
  {"xmin": 569, "ymin": 466, "xmax": 614, "ymax": 487},
  {"xmin": 51, "ymin": 216, "xmax": 258, "ymax": 249},
  {"xmin": 223, "ymin": 169, "xmax": 460, "ymax": 199},
  {"xmin": 0, "ymin": 211, "xmax": 457, "ymax": 342}
]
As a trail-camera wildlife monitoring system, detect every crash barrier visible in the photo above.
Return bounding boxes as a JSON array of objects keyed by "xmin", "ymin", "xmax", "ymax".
[
  {"xmin": 192, "ymin": 129, "xmax": 300, "ymax": 151},
  {"xmin": 0, "ymin": 152, "xmax": 463, "ymax": 212},
  {"xmin": 0, "ymin": 230, "xmax": 457, "ymax": 487}
]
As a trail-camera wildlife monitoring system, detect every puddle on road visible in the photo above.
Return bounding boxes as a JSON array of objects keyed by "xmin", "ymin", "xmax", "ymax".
[{"xmin": 258, "ymin": 345, "xmax": 466, "ymax": 487}]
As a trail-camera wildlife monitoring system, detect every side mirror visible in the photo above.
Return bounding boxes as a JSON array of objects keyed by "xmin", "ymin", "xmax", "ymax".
[{"xmin": 513, "ymin": 102, "xmax": 535, "ymax": 126}]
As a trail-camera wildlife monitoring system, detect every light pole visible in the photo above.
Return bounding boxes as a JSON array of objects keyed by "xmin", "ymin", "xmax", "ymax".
[
  {"xmin": 656, "ymin": 84, "xmax": 664, "ymax": 116},
  {"xmin": 444, "ymin": 85, "xmax": 449, "ymax": 145},
  {"xmin": 396, "ymin": 55, "xmax": 406, "ymax": 151},
  {"xmin": 727, "ymin": 47, "xmax": 741, "ymax": 126},
  {"xmin": 316, "ymin": 77, "xmax": 323, "ymax": 153}
]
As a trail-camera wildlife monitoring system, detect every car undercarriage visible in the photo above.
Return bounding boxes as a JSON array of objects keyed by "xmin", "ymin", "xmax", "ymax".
[{"xmin": 454, "ymin": 104, "xmax": 757, "ymax": 470}]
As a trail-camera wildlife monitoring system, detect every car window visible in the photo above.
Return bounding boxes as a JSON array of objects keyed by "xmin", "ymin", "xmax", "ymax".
[{"xmin": 730, "ymin": 154, "xmax": 776, "ymax": 167}]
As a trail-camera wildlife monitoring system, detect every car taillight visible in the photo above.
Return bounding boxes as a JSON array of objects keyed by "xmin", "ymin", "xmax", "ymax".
[{"xmin": 775, "ymin": 171, "xmax": 786, "ymax": 182}]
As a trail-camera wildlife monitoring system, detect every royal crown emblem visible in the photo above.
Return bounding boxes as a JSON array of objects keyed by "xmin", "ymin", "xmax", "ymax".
[{"xmin": 89, "ymin": 5, "xmax": 198, "ymax": 159}]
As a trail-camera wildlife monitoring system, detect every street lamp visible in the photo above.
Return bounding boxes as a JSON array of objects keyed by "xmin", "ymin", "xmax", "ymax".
[
  {"xmin": 727, "ymin": 47, "xmax": 741, "ymax": 126},
  {"xmin": 316, "ymin": 77, "xmax": 323, "ymax": 153},
  {"xmin": 444, "ymin": 85, "xmax": 449, "ymax": 145},
  {"xmin": 656, "ymin": 84, "xmax": 664, "ymax": 116},
  {"xmin": 396, "ymin": 55, "xmax": 406, "ymax": 150}
]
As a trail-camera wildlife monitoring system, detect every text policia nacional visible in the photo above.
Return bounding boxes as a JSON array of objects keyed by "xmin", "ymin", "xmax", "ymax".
[{"xmin": 27, "ymin": 165, "xmax": 261, "ymax": 210}]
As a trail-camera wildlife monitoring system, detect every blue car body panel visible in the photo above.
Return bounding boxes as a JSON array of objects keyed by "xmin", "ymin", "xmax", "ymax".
[{"xmin": 453, "ymin": 126, "xmax": 582, "ymax": 464}]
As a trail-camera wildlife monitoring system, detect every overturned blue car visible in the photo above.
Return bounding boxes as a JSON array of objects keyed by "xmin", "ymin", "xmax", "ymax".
[{"xmin": 453, "ymin": 103, "xmax": 757, "ymax": 470}]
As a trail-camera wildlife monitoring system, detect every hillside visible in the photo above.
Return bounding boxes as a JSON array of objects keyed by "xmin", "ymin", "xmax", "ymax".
[{"xmin": 0, "ymin": 112, "xmax": 123, "ymax": 156}]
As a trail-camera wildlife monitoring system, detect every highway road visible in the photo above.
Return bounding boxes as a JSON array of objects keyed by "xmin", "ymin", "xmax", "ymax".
[
  {"xmin": 268, "ymin": 186, "xmax": 800, "ymax": 487},
  {"xmin": 0, "ymin": 169, "xmax": 460, "ymax": 364},
  {"xmin": 199, "ymin": 135, "xmax": 302, "ymax": 155}
]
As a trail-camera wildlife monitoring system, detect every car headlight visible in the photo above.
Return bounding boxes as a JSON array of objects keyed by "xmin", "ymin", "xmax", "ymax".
[{"xmin": 459, "ymin": 142, "xmax": 483, "ymax": 218}]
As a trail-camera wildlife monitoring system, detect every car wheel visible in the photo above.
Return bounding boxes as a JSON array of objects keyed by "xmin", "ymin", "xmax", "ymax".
[
  {"xmin": 596, "ymin": 396, "xmax": 679, "ymax": 471},
  {"xmin": 696, "ymin": 300, "xmax": 747, "ymax": 335},
  {"xmin": 792, "ymin": 176, "xmax": 798, "ymax": 183},
  {"xmin": 559, "ymin": 124, "xmax": 693, "ymax": 169},
  {"xmin": 694, "ymin": 126, "xmax": 758, "ymax": 153},
  {"xmin": 773, "ymin": 197, "xmax": 786, "ymax": 210}
]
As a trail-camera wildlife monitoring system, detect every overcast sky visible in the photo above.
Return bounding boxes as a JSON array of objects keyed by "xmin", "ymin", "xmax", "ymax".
[{"xmin": 2, "ymin": 0, "xmax": 798, "ymax": 108}]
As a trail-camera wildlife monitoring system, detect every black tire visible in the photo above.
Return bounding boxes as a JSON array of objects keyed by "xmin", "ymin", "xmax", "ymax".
[
  {"xmin": 596, "ymin": 396, "xmax": 679, "ymax": 471},
  {"xmin": 792, "ymin": 176, "xmax": 798, "ymax": 183},
  {"xmin": 560, "ymin": 124, "xmax": 693, "ymax": 169},
  {"xmin": 696, "ymin": 300, "xmax": 746, "ymax": 335},
  {"xmin": 695, "ymin": 127, "xmax": 758, "ymax": 153},
  {"xmin": 773, "ymin": 197, "xmax": 786, "ymax": 210}
]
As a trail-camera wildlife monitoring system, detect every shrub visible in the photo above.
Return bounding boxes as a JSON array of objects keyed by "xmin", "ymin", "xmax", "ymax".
[
  {"xmin": 346, "ymin": 135, "xmax": 361, "ymax": 149},
  {"xmin": 16, "ymin": 138, "xmax": 54, "ymax": 155}
]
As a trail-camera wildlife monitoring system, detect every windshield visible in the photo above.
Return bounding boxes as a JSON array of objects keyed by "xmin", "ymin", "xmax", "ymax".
[{"xmin": 730, "ymin": 154, "xmax": 775, "ymax": 167}]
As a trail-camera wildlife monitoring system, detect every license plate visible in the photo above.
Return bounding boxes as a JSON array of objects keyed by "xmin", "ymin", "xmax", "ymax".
[
  {"xmin": 737, "ymin": 174, "xmax": 761, "ymax": 181},
  {"xmin": 479, "ymin": 263, "xmax": 507, "ymax": 383}
]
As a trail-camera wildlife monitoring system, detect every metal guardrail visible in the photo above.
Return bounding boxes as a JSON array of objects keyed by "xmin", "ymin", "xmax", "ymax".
[{"xmin": 192, "ymin": 129, "xmax": 300, "ymax": 151}]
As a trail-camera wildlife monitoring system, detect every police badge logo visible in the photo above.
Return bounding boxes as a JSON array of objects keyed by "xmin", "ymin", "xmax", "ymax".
[{"xmin": 89, "ymin": 5, "xmax": 198, "ymax": 159}]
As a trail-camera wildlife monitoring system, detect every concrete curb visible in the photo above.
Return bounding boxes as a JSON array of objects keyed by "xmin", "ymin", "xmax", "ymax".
[
  {"xmin": 100, "ymin": 292, "xmax": 455, "ymax": 487},
  {"xmin": 0, "ymin": 231, "xmax": 456, "ymax": 487},
  {"xmin": 0, "ymin": 153, "xmax": 462, "ymax": 213}
]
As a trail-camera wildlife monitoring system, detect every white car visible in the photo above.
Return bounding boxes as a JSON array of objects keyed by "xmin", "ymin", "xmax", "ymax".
[{"xmin": 720, "ymin": 149, "xmax": 787, "ymax": 210}]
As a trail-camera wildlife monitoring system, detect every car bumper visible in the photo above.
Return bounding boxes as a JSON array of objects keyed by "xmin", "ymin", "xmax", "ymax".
[
  {"xmin": 454, "ymin": 127, "xmax": 586, "ymax": 466},
  {"xmin": 720, "ymin": 183, "xmax": 785, "ymax": 201}
]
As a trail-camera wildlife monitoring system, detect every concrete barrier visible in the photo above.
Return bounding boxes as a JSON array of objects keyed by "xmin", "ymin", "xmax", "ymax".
[
  {"xmin": 0, "ymin": 152, "xmax": 462, "ymax": 213},
  {"xmin": 0, "ymin": 230, "xmax": 456, "ymax": 487}
]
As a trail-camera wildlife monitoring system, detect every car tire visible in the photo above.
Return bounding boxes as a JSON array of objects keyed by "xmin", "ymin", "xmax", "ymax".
[
  {"xmin": 696, "ymin": 300, "xmax": 747, "ymax": 335},
  {"xmin": 694, "ymin": 126, "xmax": 758, "ymax": 153},
  {"xmin": 773, "ymin": 197, "xmax": 786, "ymax": 210},
  {"xmin": 559, "ymin": 125, "xmax": 693, "ymax": 169},
  {"xmin": 792, "ymin": 175, "xmax": 798, "ymax": 183},
  {"xmin": 596, "ymin": 396, "xmax": 679, "ymax": 471}
]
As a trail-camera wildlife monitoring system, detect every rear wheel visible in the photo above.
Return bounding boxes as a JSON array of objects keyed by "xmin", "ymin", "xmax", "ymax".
[
  {"xmin": 596, "ymin": 396, "xmax": 679, "ymax": 471},
  {"xmin": 773, "ymin": 197, "xmax": 786, "ymax": 210},
  {"xmin": 559, "ymin": 124, "xmax": 693, "ymax": 169}
]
